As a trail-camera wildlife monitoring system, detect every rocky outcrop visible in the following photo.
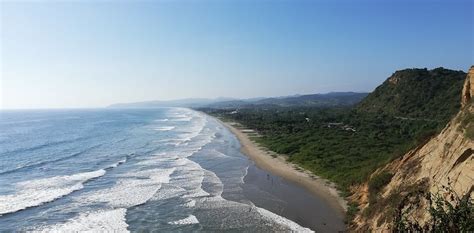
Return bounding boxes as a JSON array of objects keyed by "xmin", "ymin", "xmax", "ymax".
[
  {"xmin": 462, "ymin": 66, "xmax": 474, "ymax": 107},
  {"xmin": 352, "ymin": 66, "xmax": 474, "ymax": 231}
]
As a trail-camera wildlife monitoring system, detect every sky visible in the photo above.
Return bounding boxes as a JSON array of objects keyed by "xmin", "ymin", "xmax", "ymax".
[{"xmin": 1, "ymin": 0, "xmax": 473, "ymax": 109}]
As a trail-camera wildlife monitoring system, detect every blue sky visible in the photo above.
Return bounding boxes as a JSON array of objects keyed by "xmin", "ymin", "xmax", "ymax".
[{"xmin": 1, "ymin": 0, "xmax": 473, "ymax": 108}]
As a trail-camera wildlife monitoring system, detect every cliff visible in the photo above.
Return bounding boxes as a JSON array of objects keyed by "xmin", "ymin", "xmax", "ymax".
[
  {"xmin": 352, "ymin": 66, "xmax": 474, "ymax": 231},
  {"xmin": 462, "ymin": 66, "xmax": 474, "ymax": 107}
]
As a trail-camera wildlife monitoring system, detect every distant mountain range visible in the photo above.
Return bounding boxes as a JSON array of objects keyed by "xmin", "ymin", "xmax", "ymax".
[
  {"xmin": 108, "ymin": 97, "xmax": 237, "ymax": 108},
  {"xmin": 108, "ymin": 92, "xmax": 369, "ymax": 109}
]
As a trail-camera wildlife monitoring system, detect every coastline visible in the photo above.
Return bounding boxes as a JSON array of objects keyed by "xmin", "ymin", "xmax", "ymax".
[{"xmin": 214, "ymin": 116, "xmax": 348, "ymax": 215}]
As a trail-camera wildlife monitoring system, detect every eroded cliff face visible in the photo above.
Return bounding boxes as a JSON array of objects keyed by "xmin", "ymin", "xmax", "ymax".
[
  {"xmin": 462, "ymin": 66, "xmax": 474, "ymax": 107},
  {"xmin": 352, "ymin": 66, "xmax": 474, "ymax": 231}
]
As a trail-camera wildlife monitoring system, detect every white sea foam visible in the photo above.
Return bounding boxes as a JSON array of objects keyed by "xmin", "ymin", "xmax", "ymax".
[
  {"xmin": 0, "ymin": 170, "xmax": 106, "ymax": 216},
  {"xmin": 80, "ymin": 168, "xmax": 175, "ymax": 208},
  {"xmin": 136, "ymin": 155, "xmax": 187, "ymax": 167},
  {"xmin": 175, "ymin": 114, "xmax": 207, "ymax": 143},
  {"xmin": 110, "ymin": 158, "xmax": 127, "ymax": 168},
  {"xmin": 153, "ymin": 126, "xmax": 176, "ymax": 131},
  {"xmin": 209, "ymin": 150, "xmax": 233, "ymax": 159},
  {"xmin": 196, "ymin": 195, "xmax": 244, "ymax": 210},
  {"xmin": 182, "ymin": 188, "xmax": 210, "ymax": 198},
  {"xmin": 182, "ymin": 199, "xmax": 196, "ymax": 208},
  {"xmin": 154, "ymin": 119, "xmax": 169, "ymax": 122},
  {"xmin": 168, "ymin": 215, "xmax": 199, "ymax": 225},
  {"xmin": 141, "ymin": 168, "xmax": 176, "ymax": 184},
  {"xmin": 151, "ymin": 185, "xmax": 187, "ymax": 201},
  {"xmin": 171, "ymin": 117, "xmax": 192, "ymax": 122},
  {"xmin": 156, "ymin": 138, "xmax": 183, "ymax": 146},
  {"xmin": 140, "ymin": 155, "xmax": 212, "ymax": 209},
  {"xmin": 170, "ymin": 114, "xmax": 188, "ymax": 118},
  {"xmin": 241, "ymin": 165, "xmax": 250, "ymax": 184},
  {"xmin": 36, "ymin": 208, "xmax": 128, "ymax": 232},
  {"xmin": 193, "ymin": 194, "xmax": 313, "ymax": 232},
  {"xmin": 172, "ymin": 160, "xmax": 206, "ymax": 189},
  {"xmin": 82, "ymin": 179, "xmax": 160, "ymax": 207},
  {"xmin": 256, "ymin": 207, "xmax": 314, "ymax": 233},
  {"xmin": 39, "ymin": 168, "xmax": 174, "ymax": 232},
  {"xmin": 202, "ymin": 169, "xmax": 224, "ymax": 196}
]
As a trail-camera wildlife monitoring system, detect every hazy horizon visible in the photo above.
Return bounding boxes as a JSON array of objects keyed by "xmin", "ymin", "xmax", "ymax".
[{"xmin": 1, "ymin": 0, "xmax": 473, "ymax": 109}]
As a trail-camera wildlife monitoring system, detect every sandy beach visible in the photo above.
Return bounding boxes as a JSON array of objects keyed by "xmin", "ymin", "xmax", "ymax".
[{"xmin": 216, "ymin": 118, "xmax": 348, "ymax": 215}]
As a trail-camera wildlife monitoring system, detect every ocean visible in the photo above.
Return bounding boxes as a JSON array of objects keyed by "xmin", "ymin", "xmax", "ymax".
[{"xmin": 0, "ymin": 108, "xmax": 344, "ymax": 232}]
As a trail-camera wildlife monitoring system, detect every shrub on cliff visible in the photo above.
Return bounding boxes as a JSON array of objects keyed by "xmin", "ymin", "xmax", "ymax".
[
  {"xmin": 368, "ymin": 172, "xmax": 393, "ymax": 204},
  {"xmin": 394, "ymin": 185, "xmax": 474, "ymax": 232}
]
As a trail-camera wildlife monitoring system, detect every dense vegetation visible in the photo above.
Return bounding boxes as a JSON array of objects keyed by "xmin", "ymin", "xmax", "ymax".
[
  {"xmin": 203, "ymin": 107, "xmax": 445, "ymax": 193},
  {"xmin": 199, "ymin": 68, "xmax": 466, "ymax": 195},
  {"xmin": 357, "ymin": 67, "xmax": 465, "ymax": 121}
]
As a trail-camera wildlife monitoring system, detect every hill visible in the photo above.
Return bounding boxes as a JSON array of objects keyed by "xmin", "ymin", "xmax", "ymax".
[
  {"xmin": 253, "ymin": 92, "xmax": 368, "ymax": 107},
  {"xmin": 109, "ymin": 92, "xmax": 368, "ymax": 109},
  {"xmin": 352, "ymin": 66, "xmax": 473, "ymax": 231},
  {"xmin": 357, "ymin": 67, "xmax": 466, "ymax": 122},
  {"xmin": 207, "ymin": 92, "xmax": 368, "ymax": 109},
  {"xmin": 202, "ymin": 66, "xmax": 471, "ymax": 231},
  {"xmin": 201, "ymin": 67, "xmax": 468, "ymax": 197}
]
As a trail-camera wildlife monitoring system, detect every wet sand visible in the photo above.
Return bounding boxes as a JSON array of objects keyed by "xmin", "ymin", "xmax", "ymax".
[
  {"xmin": 243, "ymin": 164, "xmax": 346, "ymax": 232},
  {"xmin": 216, "ymin": 118, "xmax": 348, "ymax": 232}
]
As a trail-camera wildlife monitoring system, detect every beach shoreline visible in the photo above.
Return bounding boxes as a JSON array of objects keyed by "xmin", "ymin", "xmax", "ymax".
[{"xmin": 213, "ymin": 116, "xmax": 348, "ymax": 215}]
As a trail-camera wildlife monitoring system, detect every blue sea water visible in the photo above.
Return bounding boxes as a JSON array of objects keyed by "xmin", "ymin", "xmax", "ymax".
[{"xmin": 0, "ymin": 108, "xmax": 314, "ymax": 232}]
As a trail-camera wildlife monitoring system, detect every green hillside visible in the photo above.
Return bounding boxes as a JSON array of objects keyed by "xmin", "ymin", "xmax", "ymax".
[
  {"xmin": 202, "ymin": 67, "xmax": 467, "ymax": 195},
  {"xmin": 207, "ymin": 92, "xmax": 368, "ymax": 109},
  {"xmin": 357, "ymin": 67, "xmax": 465, "ymax": 122}
]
